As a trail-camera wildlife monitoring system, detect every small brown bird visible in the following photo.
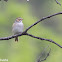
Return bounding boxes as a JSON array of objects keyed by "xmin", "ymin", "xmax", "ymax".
[{"xmin": 12, "ymin": 17, "xmax": 24, "ymax": 42}]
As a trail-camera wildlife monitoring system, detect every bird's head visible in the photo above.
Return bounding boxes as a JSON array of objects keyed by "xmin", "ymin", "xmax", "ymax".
[{"xmin": 15, "ymin": 17, "xmax": 23, "ymax": 22}]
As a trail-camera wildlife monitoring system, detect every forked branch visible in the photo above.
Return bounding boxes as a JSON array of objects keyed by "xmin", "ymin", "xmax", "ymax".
[{"xmin": 0, "ymin": 12, "xmax": 62, "ymax": 48}]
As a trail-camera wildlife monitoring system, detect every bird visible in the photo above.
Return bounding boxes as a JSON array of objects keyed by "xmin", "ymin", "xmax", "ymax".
[{"xmin": 12, "ymin": 17, "xmax": 24, "ymax": 42}]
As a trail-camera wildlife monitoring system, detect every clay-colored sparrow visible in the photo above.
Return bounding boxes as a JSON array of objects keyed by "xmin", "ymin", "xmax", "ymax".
[{"xmin": 12, "ymin": 17, "xmax": 24, "ymax": 42}]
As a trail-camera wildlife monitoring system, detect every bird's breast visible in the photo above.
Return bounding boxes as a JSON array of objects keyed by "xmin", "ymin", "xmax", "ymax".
[{"xmin": 12, "ymin": 22, "xmax": 24, "ymax": 34}]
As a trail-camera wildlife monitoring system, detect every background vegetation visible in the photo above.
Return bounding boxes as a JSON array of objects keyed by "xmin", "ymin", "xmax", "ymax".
[{"xmin": 0, "ymin": 0, "xmax": 62, "ymax": 62}]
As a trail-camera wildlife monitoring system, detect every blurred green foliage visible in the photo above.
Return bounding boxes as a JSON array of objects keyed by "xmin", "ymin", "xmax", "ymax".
[{"xmin": 0, "ymin": 0, "xmax": 62, "ymax": 62}]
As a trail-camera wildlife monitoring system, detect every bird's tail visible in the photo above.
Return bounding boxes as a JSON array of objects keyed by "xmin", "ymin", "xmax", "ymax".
[{"xmin": 15, "ymin": 37, "xmax": 18, "ymax": 42}]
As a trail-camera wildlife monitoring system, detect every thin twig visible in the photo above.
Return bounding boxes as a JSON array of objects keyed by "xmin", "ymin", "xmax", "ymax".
[
  {"xmin": 40, "ymin": 48, "xmax": 51, "ymax": 62},
  {"xmin": 37, "ymin": 46, "xmax": 51, "ymax": 62},
  {"xmin": 25, "ymin": 12, "xmax": 62, "ymax": 32},
  {"xmin": 26, "ymin": 33, "xmax": 62, "ymax": 48},
  {"xmin": 55, "ymin": 0, "xmax": 61, "ymax": 6}
]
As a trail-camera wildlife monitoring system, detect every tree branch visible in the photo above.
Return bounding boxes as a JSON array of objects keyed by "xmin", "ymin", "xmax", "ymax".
[
  {"xmin": 26, "ymin": 33, "xmax": 62, "ymax": 48},
  {"xmin": 55, "ymin": 0, "xmax": 61, "ymax": 6},
  {"xmin": 25, "ymin": 12, "xmax": 62, "ymax": 32},
  {"xmin": 0, "ymin": 12, "xmax": 62, "ymax": 48},
  {"xmin": 0, "ymin": 32, "xmax": 26, "ymax": 40}
]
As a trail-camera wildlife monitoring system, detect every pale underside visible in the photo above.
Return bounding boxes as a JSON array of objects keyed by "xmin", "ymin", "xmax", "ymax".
[{"xmin": 12, "ymin": 22, "xmax": 24, "ymax": 35}]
